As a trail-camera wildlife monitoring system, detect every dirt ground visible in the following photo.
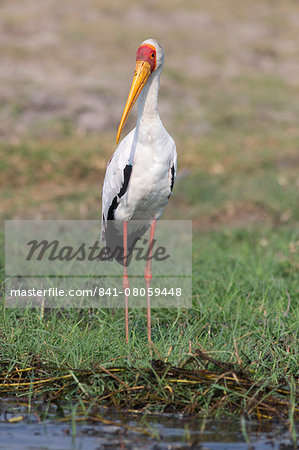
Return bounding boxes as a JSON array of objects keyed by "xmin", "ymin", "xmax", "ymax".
[
  {"xmin": 0, "ymin": 0, "xmax": 298, "ymax": 227},
  {"xmin": 1, "ymin": 0, "xmax": 299, "ymax": 141}
]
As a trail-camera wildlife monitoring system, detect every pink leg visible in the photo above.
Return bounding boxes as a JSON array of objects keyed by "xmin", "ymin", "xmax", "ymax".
[
  {"xmin": 123, "ymin": 221, "xmax": 129, "ymax": 344},
  {"xmin": 144, "ymin": 219, "xmax": 156, "ymax": 345}
]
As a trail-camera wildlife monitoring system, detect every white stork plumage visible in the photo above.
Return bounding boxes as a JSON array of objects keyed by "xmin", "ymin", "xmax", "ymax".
[{"xmin": 101, "ymin": 39, "xmax": 177, "ymax": 344}]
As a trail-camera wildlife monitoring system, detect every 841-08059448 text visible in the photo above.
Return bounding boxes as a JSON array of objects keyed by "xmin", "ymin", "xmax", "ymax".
[{"xmin": 9, "ymin": 286, "xmax": 183, "ymax": 298}]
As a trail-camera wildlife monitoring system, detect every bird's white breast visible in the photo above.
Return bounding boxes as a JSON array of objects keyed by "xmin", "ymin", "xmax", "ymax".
[{"xmin": 115, "ymin": 126, "xmax": 175, "ymax": 222}]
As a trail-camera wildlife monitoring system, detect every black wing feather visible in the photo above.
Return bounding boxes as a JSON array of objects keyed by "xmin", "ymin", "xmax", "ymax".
[
  {"xmin": 170, "ymin": 164, "xmax": 175, "ymax": 191},
  {"xmin": 107, "ymin": 164, "xmax": 132, "ymax": 220}
]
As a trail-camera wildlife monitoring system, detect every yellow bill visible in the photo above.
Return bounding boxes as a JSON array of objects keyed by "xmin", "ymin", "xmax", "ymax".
[{"xmin": 116, "ymin": 60, "xmax": 151, "ymax": 144}]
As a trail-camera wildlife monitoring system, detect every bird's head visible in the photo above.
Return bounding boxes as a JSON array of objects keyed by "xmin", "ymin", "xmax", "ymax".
[{"xmin": 116, "ymin": 39, "xmax": 164, "ymax": 143}]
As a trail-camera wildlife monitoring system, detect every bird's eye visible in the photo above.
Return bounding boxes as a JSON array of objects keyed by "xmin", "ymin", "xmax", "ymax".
[{"xmin": 150, "ymin": 52, "xmax": 155, "ymax": 58}]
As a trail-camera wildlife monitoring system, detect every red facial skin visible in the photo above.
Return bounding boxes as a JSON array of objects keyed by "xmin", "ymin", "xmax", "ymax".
[{"xmin": 136, "ymin": 44, "xmax": 156, "ymax": 72}]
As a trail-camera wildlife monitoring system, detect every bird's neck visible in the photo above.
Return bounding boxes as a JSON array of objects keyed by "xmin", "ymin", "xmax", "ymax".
[{"xmin": 137, "ymin": 68, "xmax": 162, "ymax": 127}]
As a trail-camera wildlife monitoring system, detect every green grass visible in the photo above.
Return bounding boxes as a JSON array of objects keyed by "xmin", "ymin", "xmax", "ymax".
[
  {"xmin": 2, "ymin": 228, "xmax": 298, "ymax": 371},
  {"xmin": 0, "ymin": 225, "xmax": 298, "ymax": 419}
]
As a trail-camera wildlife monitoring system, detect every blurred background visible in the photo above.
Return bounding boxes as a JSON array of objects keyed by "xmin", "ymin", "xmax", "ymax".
[{"xmin": 0, "ymin": 0, "xmax": 298, "ymax": 236}]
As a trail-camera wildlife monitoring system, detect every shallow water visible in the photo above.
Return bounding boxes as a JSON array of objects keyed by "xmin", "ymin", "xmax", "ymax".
[{"xmin": 0, "ymin": 402, "xmax": 297, "ymax": 449}]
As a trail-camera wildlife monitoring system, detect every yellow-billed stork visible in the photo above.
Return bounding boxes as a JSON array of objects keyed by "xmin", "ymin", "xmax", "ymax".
[{"xmin": 101, "ymin": 39, "xmax": 177, "ymax": 344}]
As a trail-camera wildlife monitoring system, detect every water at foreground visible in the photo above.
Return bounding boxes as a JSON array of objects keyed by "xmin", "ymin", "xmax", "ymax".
[{"xmin": 0, "ymin": 403, "xmax": 297, "ymax": 450}]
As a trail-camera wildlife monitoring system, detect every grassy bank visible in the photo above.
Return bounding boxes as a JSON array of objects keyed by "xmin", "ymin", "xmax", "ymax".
[{"xmin": 0, "ymin": 225, "xmax": 298, "ymax": 424}]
